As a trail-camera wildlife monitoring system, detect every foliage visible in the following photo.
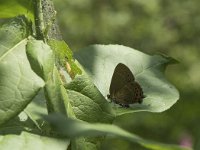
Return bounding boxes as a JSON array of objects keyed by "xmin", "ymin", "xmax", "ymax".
[
  {"xmin": 0, "ymin": 0, "xmax": 194, "ymax": 150},
  {"xmin": 54, "ymin": 0, "xmax": 199, "ymax": 149}
]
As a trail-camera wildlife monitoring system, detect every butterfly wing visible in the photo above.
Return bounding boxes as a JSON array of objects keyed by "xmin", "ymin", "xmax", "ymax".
[
  {"xmin": 113, "ymin": 82, "xmax": 143, "ymax": 104},
  {"xmin": 132, "ymin": 82, "xmax": 143, "ymax": 104},
  {"xmin": 109, "ymin": 63, "xmax": 143, "ymax": 105},
  {"xmin": 112, "ymin": 82, "xmax": 135, "ymax": 104},
  {"xmin": 109, "ymin": 63, "xmax": 135, "ymax": 95}
]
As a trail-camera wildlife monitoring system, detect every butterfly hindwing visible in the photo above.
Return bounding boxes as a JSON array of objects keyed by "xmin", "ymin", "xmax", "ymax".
[{"xmin": 132, "ymin": 82, "xmax": 143, "ymax": 103}]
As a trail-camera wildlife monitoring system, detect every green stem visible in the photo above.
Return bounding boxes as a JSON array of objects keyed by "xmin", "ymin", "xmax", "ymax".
[
  {"xmin": 41, "ymin": 0, "xmax": 63, "ymax": 40},
  {"xmin": 34, "ymin": 0, "xmax": 45, "ymax": 41}
]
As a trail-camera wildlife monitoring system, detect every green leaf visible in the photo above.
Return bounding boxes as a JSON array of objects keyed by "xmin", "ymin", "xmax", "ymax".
[
  {"xmin": 75, "ymin": 45, "xmax": 179, "ymax": 115},
  {"xmin": 0, "ymin": 89, "xmax": 48, "ymax": 135},
  {"xmin": 26, "ymin": 39, "xmax": 54, "ymax": 80},
  {"xmin": 0, "ymin": 16, "xmax": 32, "ymax": 55},
  {"xmin": 26, "ymin": 39, "xmax": 73, "ymax": 116},
  {"xmin": 66, "ymin": 75, "xmax": 115, "ymax": 123},
  {"xmin": 45, "ymin": 114, "xmax": 191, "ymax": 150},
  {"xmin": 0, "ymin": 39, "xmax": 44, "ymax": 125},
  {"xmin": 0, "ymin": 0, "xmax": 34, "ymax": 20},
  {"xmin": 48, "ymin": 39, "xmax": 82, "ymax": 77},
  {"xmin": 24, "ymin": 89, "xmax": 47, "ymax": 121},
  {"xmin": 23, "ymin": 88, "xmax": 48, "ymax": 132},
  {"xmin": 48, "ymin": 39, "xmax": 73, "ymax": 62},
  {"xmin": 66, "ymin": 74, "xmax": 113, "ymax": 149},
  {"xmin": 0, "ymin": 17, "xmax": 44, "ymax": 126},
  {"xmin": 0, "ymin": 16, "xmax": 43, "ymax": 126},
  {"xmin": 70, "ymin": 137, "xmax": 102, "ymax": 150},
  {"xmin": 0, "ymin": 112, "xmax": 35, "ymax": 134},
  {"xmin": 0, "ymin": 131, "xmax": 69, "ymax": 150}
]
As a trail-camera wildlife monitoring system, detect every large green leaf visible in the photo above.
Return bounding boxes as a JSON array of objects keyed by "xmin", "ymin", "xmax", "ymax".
[
  {"xmin": 66, "ymin": 75, "xmax": 115, "ymax": 150},
  {"xmin": 0, "ymin": 0, "xmax": 34, "ymax": 20},
  {"xmin": 0, "ymin": 16, "xmax": 44, "ymax": 125},
  {"xmin": 66, "ymin": 75, "xmax": 115, "ymax": 123},
  {"xmin": 75, "ymin": 45, "xmax": 179, "ymax": 115},
  {"xmin": 45, "ymin": 114, "xmax": 191, "ymax": 150},
  {"xmin": 0, "ymin": 131, "xmax": 69, "ymax": 150},
  {"xmin": 0, "ymin": 39, "xmax": 44, "ymax": 125},
  {"xmin": 26, "ymin": 39, "xmax": 73, "ymax": 116}
]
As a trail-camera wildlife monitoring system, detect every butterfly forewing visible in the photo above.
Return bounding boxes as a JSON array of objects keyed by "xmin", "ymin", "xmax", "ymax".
[{"xmin": 109, "ymin": 63, "xmax": 135, "ymax": 94}]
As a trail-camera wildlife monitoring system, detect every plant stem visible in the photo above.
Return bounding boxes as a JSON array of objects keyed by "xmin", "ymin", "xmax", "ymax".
[
  {"xmin": 34, "ymin": 0, "xmax": 63, "ymax": 42},
  {"xmin": 34, "ymin": 0, "xmax": 45, "ymax": 41},
  {"xmin": 41, "ymin": 0, "xmax": 63, "ymax": 41}
]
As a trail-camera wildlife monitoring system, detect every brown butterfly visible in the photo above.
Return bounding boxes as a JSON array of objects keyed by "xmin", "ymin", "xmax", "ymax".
[{"xmin": 107, "ymin": 63, "xmax": 144, "ymax": 107}]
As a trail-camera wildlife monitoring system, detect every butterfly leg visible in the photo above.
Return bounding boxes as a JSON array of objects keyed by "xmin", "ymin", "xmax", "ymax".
[{"xmin": 119, "ymin": 103, "xmax": 129, "ymax": 108}]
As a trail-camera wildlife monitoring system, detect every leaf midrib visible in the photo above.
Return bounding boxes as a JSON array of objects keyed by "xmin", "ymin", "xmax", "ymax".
[{"xmin": 0, "ymin": 39, "xmax": 27, "ymax": 61}]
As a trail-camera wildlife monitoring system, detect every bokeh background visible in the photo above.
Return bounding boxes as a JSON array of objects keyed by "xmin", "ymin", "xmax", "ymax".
[{"xmin": 54, "ymin": 0, "xmax": 199, "ymax": 149}]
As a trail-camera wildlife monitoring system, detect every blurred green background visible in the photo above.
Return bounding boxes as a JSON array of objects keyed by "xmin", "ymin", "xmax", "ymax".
[{"xmin": 54, "ymin": 0, "xmax": 199, "ymax": 149}]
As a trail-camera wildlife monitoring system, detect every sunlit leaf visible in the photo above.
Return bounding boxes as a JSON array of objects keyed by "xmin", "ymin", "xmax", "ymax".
[
  {"xmin": 0, "ymin": 16, "xmax": 44, "ymax": 125},
  {"xmin": 66, "ymin": 75, "xmax": 115, "ymax": 123},
  {"xmin": 75, "ymin": 45, "xmax": 179, "ymax": 115},
  {"xmin": 26, "ymin": 39, "xmax": 73, "ymax": 116}
]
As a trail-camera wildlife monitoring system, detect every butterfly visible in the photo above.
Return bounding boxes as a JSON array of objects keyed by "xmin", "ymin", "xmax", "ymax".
[{"xmin": 107, "ymin": 63, "xmax": 144, "ymax": 107}]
